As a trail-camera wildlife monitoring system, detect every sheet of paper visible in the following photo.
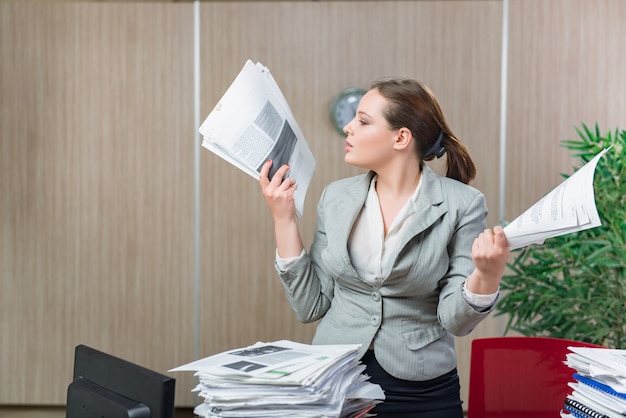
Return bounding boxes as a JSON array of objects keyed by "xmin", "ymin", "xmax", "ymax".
[
  {"xmin": 199, "ymin": 61, "xmax": 316, "ymax": 217},
  {"xmin": 169, "ymin": 340, "xmax": 358, "ymax": 378},
  {"xmin": 503, "ymin": 147, "xmax": 610, "ymax": 249}
]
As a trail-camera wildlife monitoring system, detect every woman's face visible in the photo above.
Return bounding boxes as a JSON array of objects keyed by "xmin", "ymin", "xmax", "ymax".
[{"xmin": 343, "ymin": 89, "xmax": 399, "ymax": 171}]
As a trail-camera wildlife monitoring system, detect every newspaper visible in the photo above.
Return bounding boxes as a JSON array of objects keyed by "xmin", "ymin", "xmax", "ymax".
[
  {"xmin": 503, "ymin": 147, "xmax": 610, "ymax": 250},
  {"xmin": 199, "ymin": 60, "xmax": 316, "ymax": 217},
  {"xmin": 170, "ymin": 340, "xmax": 361, "ymax": 382},
  {"xmin": 170, "ymin": 340, "xmax": 384, "ymax": 418}
]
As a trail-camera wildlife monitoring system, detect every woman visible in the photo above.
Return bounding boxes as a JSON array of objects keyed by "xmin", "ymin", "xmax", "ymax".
[{"xmin": 259, "ymin": 78, "xmax": 509, "ymax": 417}]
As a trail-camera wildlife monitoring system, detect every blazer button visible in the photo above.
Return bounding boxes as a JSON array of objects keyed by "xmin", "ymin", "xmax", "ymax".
[
  {"xmin": 370, "ymin": 316, "xmax": 380, "ymax": 326},
  {"xmin": 371, "ymin": 291, "xmax": 381, "ymax": 302}
]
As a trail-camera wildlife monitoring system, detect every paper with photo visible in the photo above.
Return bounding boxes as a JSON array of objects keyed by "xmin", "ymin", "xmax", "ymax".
[
  {"xmin": 199, "ymin": 60, "xmax": 316, "ymax": 217},
  {"xmin": 169, "ymin": 340, "xmax": 359, "ymax": 380}
]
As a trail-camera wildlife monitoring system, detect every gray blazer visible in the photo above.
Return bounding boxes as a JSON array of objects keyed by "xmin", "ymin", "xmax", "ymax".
[{"xmin": 276, "ymin": 164, "xmax": 494, "ymax": 381}]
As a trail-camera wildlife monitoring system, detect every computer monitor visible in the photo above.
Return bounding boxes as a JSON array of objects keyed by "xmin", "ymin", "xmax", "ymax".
[{"xmin": 66, "ymin": 344, "xmax": 176, "ymax": 418}]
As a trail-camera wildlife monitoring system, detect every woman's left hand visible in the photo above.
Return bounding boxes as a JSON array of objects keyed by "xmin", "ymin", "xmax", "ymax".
[{"xmin": 467, "ymin": 225, "xmax": 510, "ymax": 294}]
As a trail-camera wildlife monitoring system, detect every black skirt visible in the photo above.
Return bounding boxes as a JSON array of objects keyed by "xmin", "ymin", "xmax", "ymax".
[{"xmin": 361, "ymin": 350, "xmax": 463, "ymax": 418}]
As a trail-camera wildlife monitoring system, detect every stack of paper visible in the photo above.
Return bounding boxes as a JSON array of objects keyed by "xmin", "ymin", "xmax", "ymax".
[
  {"xmin": 561, "ymin": 346, "xmax": 626, "ymax": 418},
  {"xmin": 170, "ymin": 340, "xmax": 384, "ymax": 418},
  {"xmin": 503, "ymin": 147, "xmax": 611, "ymax": 250},
  {"xmin": 199, "ymin": 60, "xmax": 316, "ymax": 218}
]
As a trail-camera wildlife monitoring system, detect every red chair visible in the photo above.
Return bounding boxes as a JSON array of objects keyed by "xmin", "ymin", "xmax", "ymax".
[{"xmin": 467, "ymin": 336, "xmax": 603, "ymax": 418}]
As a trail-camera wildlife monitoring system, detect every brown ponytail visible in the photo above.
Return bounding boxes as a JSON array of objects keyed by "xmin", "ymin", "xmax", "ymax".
[
  {"xmin": 435, "ymin": 131, "xmax": 477, "ymax": 184},
  {"xmin": 370, "ymin": 78, "xmax": 477, "ymax": 184}
]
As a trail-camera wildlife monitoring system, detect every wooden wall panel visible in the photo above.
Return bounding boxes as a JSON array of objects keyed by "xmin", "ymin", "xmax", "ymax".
[
  {"xmin": 10, "ymin": 0, "xmax": 624, "ymax": 411},
  {"xmin": 505, "ymin": 0, "xmax": 626, "ymax": 219},
  {"xmin": 0, "ymin": 2, "xmax": 196, "ymax": 405},
  {"xmin": 198, "ymin": 0, "xmax": 503, "ymax": 408}
]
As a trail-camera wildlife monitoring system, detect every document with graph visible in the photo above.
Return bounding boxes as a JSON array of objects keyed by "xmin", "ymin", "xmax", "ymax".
[{"xmin": 199, "ymin": 60, "xmax": 316, "ymax": 217}]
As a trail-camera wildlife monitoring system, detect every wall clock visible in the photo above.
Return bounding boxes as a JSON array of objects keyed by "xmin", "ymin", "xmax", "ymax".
[{"xmin": 329, "ymin": 87, "xmax": 366, "ymax": 135}]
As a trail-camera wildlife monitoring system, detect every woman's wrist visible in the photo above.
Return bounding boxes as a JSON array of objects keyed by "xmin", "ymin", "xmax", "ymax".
[
  {"xmin": 465, "ymin": 269, "xmax": 500, "ymax": 295},
  {"xmin": 274, "ymin": 217, "xmax": 303, "ymax": 258}
]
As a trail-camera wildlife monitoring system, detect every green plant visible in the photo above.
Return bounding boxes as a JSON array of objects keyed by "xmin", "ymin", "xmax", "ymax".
[{"xmin": 495, "ymin": 123, "xmax": 626, "ymax": 348}]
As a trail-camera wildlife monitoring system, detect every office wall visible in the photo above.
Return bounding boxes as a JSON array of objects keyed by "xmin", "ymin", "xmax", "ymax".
[
  {"xmin": 505, "ymin": 0, "xmax": 626, "ymax": 216},
  {"xmin": 0, "ymin": 2, "xmax": 197, "ymax": 405},
  {"xmin": 1, "ymin": 0, "xmax": 624, "ymax": 409}
]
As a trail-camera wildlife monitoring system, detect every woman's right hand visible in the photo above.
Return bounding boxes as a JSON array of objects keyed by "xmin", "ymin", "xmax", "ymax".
[
  {"xmin": 259, "ymin": 159, "xmax": 297, "ymax": 221},
  {"xmin": 259, "ymin": 160, "xmax": 304, "ymax": 258}
]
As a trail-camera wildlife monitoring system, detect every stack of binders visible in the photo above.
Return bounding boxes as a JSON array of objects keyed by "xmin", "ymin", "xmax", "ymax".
[{"xmin": 561, "ymin": 346, "xmax": 626, "ymax": 418}]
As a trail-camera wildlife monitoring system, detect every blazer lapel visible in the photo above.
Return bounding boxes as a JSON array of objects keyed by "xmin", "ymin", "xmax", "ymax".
[
  {"xmin": 325, "ymin": 172, "xmax": 373, "ymax": 278},
  {"xmin": 337, "ymin": 171, "xmax": 374, "ymax": 237},
  {"xmin": 322, "ymin": 168, "xmax": 447, "ymax": 280},
  {"xmin": 399, "ymin": 164, "xmax": 447, "ymax": 249}
]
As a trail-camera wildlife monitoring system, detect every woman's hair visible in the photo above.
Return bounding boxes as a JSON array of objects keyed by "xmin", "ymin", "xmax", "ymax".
[{"xmin": 370, "ymin": 78, "xmax": 477, "ymax": 184}]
